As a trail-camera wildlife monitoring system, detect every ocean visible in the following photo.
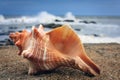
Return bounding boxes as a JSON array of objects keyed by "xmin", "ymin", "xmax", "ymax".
[{"xmin": 0, "ymin": 12, "xmax": 120, "ymax": 44}]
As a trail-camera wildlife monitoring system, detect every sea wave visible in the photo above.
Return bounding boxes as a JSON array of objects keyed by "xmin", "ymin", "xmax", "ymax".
[
  {"xmin": 0, "ymin": 11, "xmax": 78, "ymax": 24},
  {"xmin": 0, "ymin": 11, "xmax": 120, "ymax": 44}
]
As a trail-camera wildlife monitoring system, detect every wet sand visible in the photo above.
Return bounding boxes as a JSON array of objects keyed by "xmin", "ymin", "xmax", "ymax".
[{"xmin": 0, "ymin": 43, "xmax": 120, "ymax": 80}]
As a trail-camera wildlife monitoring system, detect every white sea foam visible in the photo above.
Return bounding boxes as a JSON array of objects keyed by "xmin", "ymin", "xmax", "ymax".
[
  {"xmin": 0, "ymin": 15, "xmax": 5, "ymax": 22},
  {"xmin": 64, "ymin": 12, "xmax": 76, "ymax": 20},
  {"xmin": 79, "ymin": 35, "xmax": 120, "ymax": 43}
]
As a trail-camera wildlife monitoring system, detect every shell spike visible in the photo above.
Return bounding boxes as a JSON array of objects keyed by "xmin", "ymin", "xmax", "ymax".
[
  {"xmin": 38, "ymin": 24, "xmax": 45, "ymax": 36},
  {"xmin": 38, "ymin": 24, "xmax": 44, "ymax": 31},
  {"xmin": 31, "ymin": 27, "xmax": 43, "ymax": 39},
  {"xmin": 31, "ymin": 26, "xmax": 35, "ymax": 37}
]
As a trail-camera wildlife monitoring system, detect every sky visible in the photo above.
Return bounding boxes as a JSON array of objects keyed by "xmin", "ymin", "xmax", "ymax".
[{"xmin": 0, "ymin": 0, "xmax": 120, "ymax": 16}]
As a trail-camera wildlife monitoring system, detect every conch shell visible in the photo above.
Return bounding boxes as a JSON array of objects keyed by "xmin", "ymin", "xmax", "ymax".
[{"xmin": 9, "ymin": 24, "xmax": 100, "ymax": 76}]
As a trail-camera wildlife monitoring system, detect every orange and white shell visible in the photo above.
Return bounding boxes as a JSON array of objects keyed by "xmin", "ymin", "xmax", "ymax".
[{"xmin": 9, "ymin": 24, "xmax": 100, "ymax": 76}]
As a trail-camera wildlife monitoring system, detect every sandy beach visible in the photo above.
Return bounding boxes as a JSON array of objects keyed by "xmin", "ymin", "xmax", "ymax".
[{"xmin": 0, "ymin": 43, "xmax": 120, "ymax": 80}]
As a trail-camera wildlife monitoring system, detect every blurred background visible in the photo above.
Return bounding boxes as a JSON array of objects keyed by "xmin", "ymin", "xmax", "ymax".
[{"xmin": 0, "ymin": 0, "xmax": 120, "ymax": 45}]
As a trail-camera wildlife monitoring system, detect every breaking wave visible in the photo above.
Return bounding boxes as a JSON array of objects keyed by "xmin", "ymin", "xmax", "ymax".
[{"xmin": 0, "ymin": 11, "xmax": 120, "ymax": 44}]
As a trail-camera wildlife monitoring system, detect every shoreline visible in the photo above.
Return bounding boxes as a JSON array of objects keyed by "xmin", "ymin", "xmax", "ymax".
[{"xmin": 0, "ymin": 43, "xmax": 120, "ymax": 80}]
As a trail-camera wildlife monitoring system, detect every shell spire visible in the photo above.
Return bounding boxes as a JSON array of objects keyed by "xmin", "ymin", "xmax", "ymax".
[{"xmin": 9, "ymin": 24, "xmax": 100, "ymax": 76}]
